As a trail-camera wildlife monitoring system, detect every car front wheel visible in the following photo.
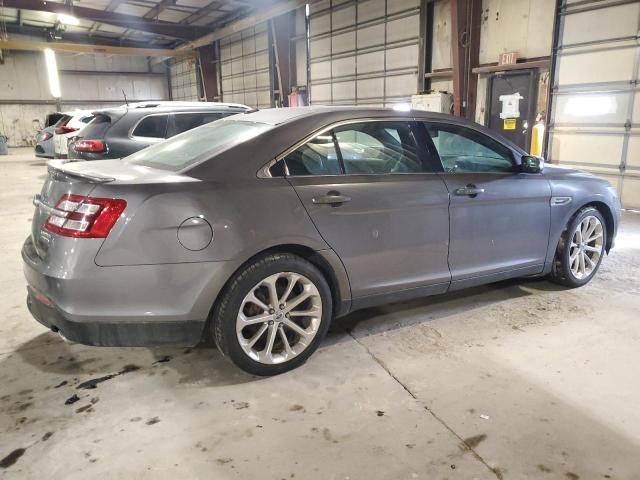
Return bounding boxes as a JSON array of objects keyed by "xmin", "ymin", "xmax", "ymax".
[
  {"xmin": 550, "ymin": 206, "xmax": 607, "ymax": 288},
  {"xmin": 212, "ymin": 253, "xmax": 332, "ymax": 376}
]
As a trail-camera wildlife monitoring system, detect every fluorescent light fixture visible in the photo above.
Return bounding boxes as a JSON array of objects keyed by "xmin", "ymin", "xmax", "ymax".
[
  {"xmin": 44, "ymin": 48, "xmax": 62, "ymax": 98},
  {"xmin": 57, "ymin": 13, "xmax": 80, "ymax": 26}
]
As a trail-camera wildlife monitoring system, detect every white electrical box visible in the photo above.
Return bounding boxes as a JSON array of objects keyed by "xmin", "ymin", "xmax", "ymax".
[{"xmin": 411, "ymin": 93, "xmax": 453, "ymax": 114}]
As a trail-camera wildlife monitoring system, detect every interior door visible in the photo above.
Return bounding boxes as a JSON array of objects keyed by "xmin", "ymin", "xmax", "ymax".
[
  {"xmin": 284, "ymin": 120, "xmax": 451, "ymax": 301},
  {"xmin": 424, "ymin": 122, "xmax": 551, "ymax": 288}
]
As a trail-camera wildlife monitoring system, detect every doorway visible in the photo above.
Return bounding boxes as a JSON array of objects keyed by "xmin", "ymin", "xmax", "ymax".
[{"xmin": 486, "ymin": 70, "xmax": 538, "ymax": 151}]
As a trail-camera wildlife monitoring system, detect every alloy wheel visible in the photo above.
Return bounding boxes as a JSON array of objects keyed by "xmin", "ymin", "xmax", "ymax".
[
  {"xmin": 569, "ymin": 215, "xmax": 604, "ymax": 280},
  {"xmin": 236, "ymin": 272, "xmax": 322, "ymax": 365}
]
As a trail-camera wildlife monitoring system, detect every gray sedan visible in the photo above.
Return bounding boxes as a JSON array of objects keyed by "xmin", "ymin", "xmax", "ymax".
[{"xmin": 23, "ymin": 107, "xmax": 621, "ymax": 375}]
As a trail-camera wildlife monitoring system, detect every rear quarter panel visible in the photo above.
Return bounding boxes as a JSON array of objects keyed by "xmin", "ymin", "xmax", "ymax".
[{"xmin": 93, "ymin": 177, "xmax": 330, "ymax": 266}]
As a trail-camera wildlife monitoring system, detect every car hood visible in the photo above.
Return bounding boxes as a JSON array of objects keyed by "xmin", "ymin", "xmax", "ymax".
[{"xmin": 48, "ymin": 159, "xmax": 199, "ymax": 185}]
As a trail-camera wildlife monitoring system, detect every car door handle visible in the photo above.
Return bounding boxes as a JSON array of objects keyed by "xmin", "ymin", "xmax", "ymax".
[
  {"xmin": 312, "ymin": 191, "xmax": 351, "ymax": 205},
  {"xmin": 454, "ymin": 185, "xmax": 485, "ymax": 197}
]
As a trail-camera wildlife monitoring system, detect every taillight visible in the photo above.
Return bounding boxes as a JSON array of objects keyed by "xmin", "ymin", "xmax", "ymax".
[
  {"xmin": 44, "ymin": 194, "xmax": 127, "ymax": 238},
  {"xmin": 55, "ymin": 125, "xmax": 78, "ymax": 135},
  {"xmin": 72, "ymin": 139, "xmax": 106, "ymax": 153},
  {"xmin": 39, "ymin": 132, "xmax": 53, "ymax": 141}
]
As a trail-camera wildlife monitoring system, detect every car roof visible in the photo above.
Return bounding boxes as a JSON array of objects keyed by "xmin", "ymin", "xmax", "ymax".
[
  {"xmin": 92, "ymin": 101, "xmax": 252, "ymax": 117},
  {"xmin": 236, "ymin": 106, "xmax": 456, "ymax": 126}
]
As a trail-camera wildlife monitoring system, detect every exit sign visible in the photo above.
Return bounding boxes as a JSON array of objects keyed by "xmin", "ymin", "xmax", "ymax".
[{"xmin": 498, "ymin": 52, "xmax": 518, "ymax": 65}]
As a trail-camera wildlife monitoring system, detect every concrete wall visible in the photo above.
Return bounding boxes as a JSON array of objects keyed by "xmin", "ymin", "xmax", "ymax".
[{"xmin": 0, "ymin": 41, "xmax": 168, "ymax": 146}]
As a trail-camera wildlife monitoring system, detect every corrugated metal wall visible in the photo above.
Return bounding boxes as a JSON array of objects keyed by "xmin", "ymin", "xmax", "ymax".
[
  {"xmin": 548, "ymin": 0, "xmax": 640, "ymax": 209},
  {"xmin": 0, "ymin": 49, "xmax": 168, "ymax": 146},
  {"xmin": 219, "ymin": 23, "xmax": 273, "ymax": 109},
  {"xmin": 308, "ymin": 0, "xmax": 421, "ymax": 106},
  {"xmin": 169, "ymin": 58, "xmax": 199, "ymax": 101}
]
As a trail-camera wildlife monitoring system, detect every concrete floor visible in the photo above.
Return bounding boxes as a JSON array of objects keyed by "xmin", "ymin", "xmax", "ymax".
[{"xmin": 1, "ymin": 148, "xmax": 639, "ymax": 480}]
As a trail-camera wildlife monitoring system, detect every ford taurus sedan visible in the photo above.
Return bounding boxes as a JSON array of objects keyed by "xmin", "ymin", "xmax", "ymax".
[{"xmin": 23, "ymin": 107, "xmax": 621, "ymax": 375}]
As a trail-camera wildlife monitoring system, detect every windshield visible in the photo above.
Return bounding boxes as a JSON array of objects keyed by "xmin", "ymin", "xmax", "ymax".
[{"xmin": 125, "ymin": 120, "xmax": 272, "ymax": 171}]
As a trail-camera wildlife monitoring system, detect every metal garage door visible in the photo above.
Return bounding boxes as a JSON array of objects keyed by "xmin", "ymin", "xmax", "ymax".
[
  {"xmin": 308, "ymin": 0, "xmax": 421, "ymax": 106},
  {"xmin": 169, "ymin": 58, "xmax": 199, "ymax": 101},
  {"xmin": 220, "ymin": 23, "xmax": 273, "ymax": 109},
  {"xmin": 548, "ymin": 0, "xmax": 640, "ymax": 209}
]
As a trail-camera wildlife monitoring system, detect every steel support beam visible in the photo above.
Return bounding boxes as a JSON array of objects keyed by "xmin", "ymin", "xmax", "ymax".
[
  {"xmin": 197, "ymin": 44, "xmax": 220, "ymax": 101},
  {"xmin": 450, "ymin": 0, "xmax": 481, "ymax": 119},
  {"xmin": 4, "ymin": 0, "xmax": 204, "ymax": 40},
  {"xmin": 270, "ymin": 11, "xmax": 296, "ymax": 106},
  {"xmin": 0, "ymin": 39, "xmax": 195, "ymax": 57}
]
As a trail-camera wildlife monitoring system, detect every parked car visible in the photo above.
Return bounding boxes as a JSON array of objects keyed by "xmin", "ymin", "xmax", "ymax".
[
  {"xmin": 35, "ymin": 112, "xmax": 64, "ymax": 159},
  {"xmin": 67, "ymin": 101, "xmax": 253, "ymax": 161},
  {"xmin": 53, "ymin": 110, "xmax": 95, "ymax": 159},
  {"xmin": 34, "ymin": 126, "xmax": 56, "ymax": 159},
  {"xmin": 23, "ymin": 107, "xmax": 621, "ymax": 376}
]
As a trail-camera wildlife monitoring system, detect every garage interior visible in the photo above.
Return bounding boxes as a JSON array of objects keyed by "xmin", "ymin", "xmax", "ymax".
[{"xmin": 1, "ymin": 0, "xmax": 639, "ymax": 478}]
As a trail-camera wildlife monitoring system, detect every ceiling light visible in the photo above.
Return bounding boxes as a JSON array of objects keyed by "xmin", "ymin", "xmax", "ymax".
[
  {"xmin": 44, "ymin": 48, "xmax": 62, "ymax": 98},
  {"xmin": 57, "ymin": 13, "xmax": 80, "ymax": 26}
]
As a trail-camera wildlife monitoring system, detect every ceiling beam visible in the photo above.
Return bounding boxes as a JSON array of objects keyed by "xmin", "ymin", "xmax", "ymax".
[
  {"xmin": 180, "ymin": 1, "xmax": 226, "ymax": 25},
  {"xmin": 143, "ymin": 0, "xmax": 177, "ymax": 20},
  {"xmin": 3, "ymin": 23, "xmax": 173, "ymax": 49},
  {"xmin": 3, "ymin": 0, "xmax": 205, "ymax": 40},
  {"xmin": 180, "ymin": 0, "xmax": 309, "ymax": 49},
  {"xmin": 0, "ymin": 38, "xmax": 196, "ymax": 57}
]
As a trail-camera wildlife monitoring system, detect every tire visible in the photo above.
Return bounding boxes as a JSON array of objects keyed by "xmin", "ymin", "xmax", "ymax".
[
  {"xmin": 212, "ymin": 253, "xmax": 333, "ymax": 376},
  {"xmin": 550, "ymin": 206, "xmax": 607, "ymax": 288}
]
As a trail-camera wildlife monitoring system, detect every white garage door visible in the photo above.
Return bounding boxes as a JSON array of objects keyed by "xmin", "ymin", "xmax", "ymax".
[
  {"xmin": 220, "ymin": 23, "xmax": 273, "ymax": 109},
  {"xmin": 308, "ymin": 0, "xmax": 421, "ymax": 106},
  {"xmin": 548, "ymin": 0, "xmax": 640, "ymax": 209}
]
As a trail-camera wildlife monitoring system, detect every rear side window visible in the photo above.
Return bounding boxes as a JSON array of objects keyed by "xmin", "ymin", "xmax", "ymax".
[
  {"xmin": 132, "ymin": 115, "xmax": 169, "ymax": 138},
  {"xmin": 334, "ymin": 122, "xmax": 424, "ymax": 174},
  {"xmin": 284, "ymin": 134, "xmax": 341, "ymax": 176},
  {"xmin": 168, "ymin": 112, "xmax": 227, "ymax": 137},
  {"xmin": 281, "ymin": 121, "xmax": 428, "ymax": 177},
  {"xmin": 80, "ymin": 114, "xmax": 111, "ymax": 139}
]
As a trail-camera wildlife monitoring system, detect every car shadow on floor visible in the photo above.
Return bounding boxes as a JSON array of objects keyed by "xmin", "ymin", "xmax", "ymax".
[{"xmin": 10, "ymin": 277, "xmax": 567, "ymax": 387}]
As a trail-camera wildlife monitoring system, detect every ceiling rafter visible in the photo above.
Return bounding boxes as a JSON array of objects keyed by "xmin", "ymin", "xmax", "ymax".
[{"xmin": 3, "ymin": 0, "xmax": 206, "ymax": 40}]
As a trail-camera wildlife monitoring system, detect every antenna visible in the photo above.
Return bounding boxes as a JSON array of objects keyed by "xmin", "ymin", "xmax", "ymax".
[{"xmin": 122, "ymin": 89, "xmax": 129, "ymax": 107}]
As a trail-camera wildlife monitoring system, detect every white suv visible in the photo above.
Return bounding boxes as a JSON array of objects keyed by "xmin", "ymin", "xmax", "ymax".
[{"xmin": 53, "ymin": 110, "xmax": 95, "ymax": 159}]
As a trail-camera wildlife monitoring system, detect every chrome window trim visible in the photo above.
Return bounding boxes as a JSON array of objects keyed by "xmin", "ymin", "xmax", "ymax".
[{"xmin": 258, "ymin": 117, "xmax": 418, "ymax": 179}]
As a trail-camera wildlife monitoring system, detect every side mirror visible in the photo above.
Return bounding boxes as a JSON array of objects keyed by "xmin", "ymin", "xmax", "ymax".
[{"xmin": 521, "ymin": 155, "xmax": 544, "ymax": 174}]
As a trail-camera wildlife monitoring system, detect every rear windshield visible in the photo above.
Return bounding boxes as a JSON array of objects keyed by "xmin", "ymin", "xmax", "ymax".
[
  {"xmin": 80, "ymin": 114, "xmax": 111, "ymax": 139},
  {"xmin": 125, "ymin": 120, "xmax": 272, "ymax": 172}
]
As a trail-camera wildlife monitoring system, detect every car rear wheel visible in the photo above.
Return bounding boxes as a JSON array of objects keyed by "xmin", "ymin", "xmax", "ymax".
[
  {"xmin": 550, "ymin": 206, "xmax": 607, "ymax": 288},
  {"xmin": 212, "ymin": 253, "xmax": 332, "ymax": 376}
]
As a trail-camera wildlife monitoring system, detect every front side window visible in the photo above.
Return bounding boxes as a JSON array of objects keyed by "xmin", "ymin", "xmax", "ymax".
[
  {"xmin": 132, "ymin": 115, "xmax": 169, "ymax": 138},
  {"xmin": 426, "ymin": 124, "xmax": 514, "ymax": 173}
]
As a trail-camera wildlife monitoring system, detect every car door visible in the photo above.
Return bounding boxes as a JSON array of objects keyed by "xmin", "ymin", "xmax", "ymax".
[
  {"xmin": 423, "ymin": 122, "xmax": 551, "ymax": 288},
  {"xmin": 282, "ymin": 119, "xmax": 451, "ymax": 304}
]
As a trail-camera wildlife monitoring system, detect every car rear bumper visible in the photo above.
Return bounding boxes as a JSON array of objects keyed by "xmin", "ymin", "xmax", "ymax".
[
  {"xmin": 21, "ymin": 236, "xmax": 225, "ymax": 347},
  {"xmin": 26, "ymin": 287, "xmax": 203, "ymax": 346}
]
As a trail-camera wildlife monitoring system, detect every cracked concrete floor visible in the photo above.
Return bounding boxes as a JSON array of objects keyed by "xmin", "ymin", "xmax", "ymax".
[{"xmin": 1, "ymin": 149, "xmax": 640, "ymax": 480}]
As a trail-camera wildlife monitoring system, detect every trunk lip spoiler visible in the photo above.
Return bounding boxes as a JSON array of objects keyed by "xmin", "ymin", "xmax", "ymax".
[{"xmin": 47, "ymin": 161, "xmax": 115, "ymax": 184}]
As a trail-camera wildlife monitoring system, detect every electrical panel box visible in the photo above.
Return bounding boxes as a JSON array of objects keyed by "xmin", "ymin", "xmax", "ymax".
[{"xmin": 411, "ymin": 93, "xmax": 453, "ymax": 114}]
